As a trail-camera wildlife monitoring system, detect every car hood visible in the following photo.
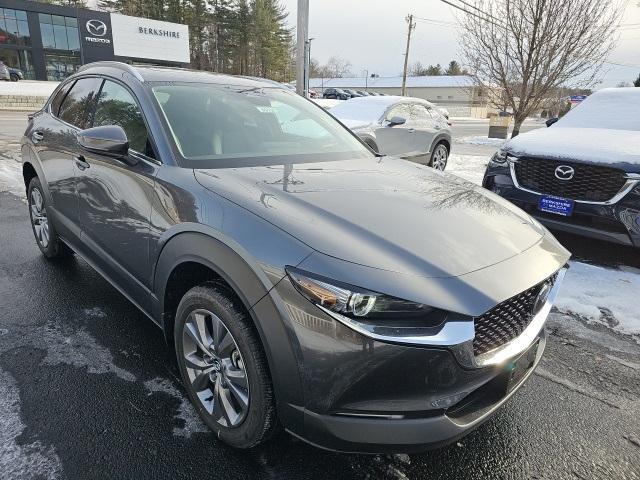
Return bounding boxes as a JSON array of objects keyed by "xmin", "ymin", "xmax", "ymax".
[
  {"xmin": 506, "ymin": 126, "xmax": 640, "ymax": 168},
  {"xmin": 195, "ymin": 157, "xmax": 548, "ymax": 278}
]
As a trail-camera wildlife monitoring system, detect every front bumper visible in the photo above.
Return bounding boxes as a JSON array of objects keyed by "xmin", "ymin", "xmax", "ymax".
[
  {"xmin": 259, "ymin": 266, "xmax": 562, "ymax": 453},
  {"xmin": 298, "ymin": 332, "xmax": 545, "ymax": 454},
  {"xmin": 483, "ymin": 162, "xmax": 640, "ymax": 247}
]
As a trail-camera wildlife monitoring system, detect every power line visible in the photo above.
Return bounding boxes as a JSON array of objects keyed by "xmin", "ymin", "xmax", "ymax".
[{"xmin": 439, "ymin": 0, "xmax": 505, "ymax": 28}]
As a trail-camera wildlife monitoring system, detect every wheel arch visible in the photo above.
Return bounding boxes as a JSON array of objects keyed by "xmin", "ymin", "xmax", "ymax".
[
  {"xmin": 430, "ymin": 133, "xmax": 451, "ymax": 155},
  {"xmin": 152, "ymin": 229, "xmax": 306, "ymax": 414}
]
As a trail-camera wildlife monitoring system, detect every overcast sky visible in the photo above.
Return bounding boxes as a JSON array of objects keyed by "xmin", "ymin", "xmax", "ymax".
[{"xmin": 280, "ymin": 0, "xmax": 640, "ymax": 88}]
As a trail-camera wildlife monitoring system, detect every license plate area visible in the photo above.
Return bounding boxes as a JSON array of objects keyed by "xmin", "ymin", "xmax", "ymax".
[{"xmin": 539, "ymin": 195, "xmax": 574, "ymax": 216}]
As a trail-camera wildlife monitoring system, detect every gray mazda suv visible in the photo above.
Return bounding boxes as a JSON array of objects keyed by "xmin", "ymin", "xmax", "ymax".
[{"xmin": 21, "ymin": 62, "xmax": 570, "ymax": 453}]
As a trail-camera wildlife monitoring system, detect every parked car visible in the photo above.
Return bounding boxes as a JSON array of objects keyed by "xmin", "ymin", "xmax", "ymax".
[
  {"xmin": 23, "ymin": 61, "xmax": 569, "ymax": 453},
  {"xmin": 8, "ymin": 67, "xmax": 23, "ymax": 81},
  {"xmin": 343, "ymin": 88, "xmax": 363, "ymax": 98},
  {"xmin": 356, "ymin": 90, "xmax": 370, "ymax": 96},
  {"xmin": 483, "ymin": 87, "xmax": 640, "ymax": 248},
  {"xmin": 330, "ymin": 96, "xmax": 452, "ymax": 170},
  {"xmin": 0, "ymin": 61, "xmax": 10, "ymax": 81},
  {"xmin": 322, "ymin": 87, "xmax": 350, "ymax": 100},
  {"xmin": 308, "ymin": 89, "xmax": 318, "ymax": 99}
]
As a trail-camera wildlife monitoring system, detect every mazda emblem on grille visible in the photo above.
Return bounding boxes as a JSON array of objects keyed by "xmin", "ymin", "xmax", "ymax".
[{"xmin": 554, "ymin": 165, "xmax": 575, "ymax": 180}]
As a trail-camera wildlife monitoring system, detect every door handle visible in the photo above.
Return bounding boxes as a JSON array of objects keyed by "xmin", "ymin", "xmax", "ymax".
[
  {"xmin": 434, "ymin": 125, "xmax": 442, "ymax": 130},
  {"xmin": 75, "ymin": 155, "xmax": 90, "ymax": 171},
  {"xmin": 407, "ymin": 128, "xmax": 415, "ymax": 133},
  {"xmin": 31, "ymin": 131, "xmax": 44, "ymax": 143}
]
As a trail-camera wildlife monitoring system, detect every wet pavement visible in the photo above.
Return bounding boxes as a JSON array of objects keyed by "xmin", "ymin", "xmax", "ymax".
[{"xmin": 0, "ymin": 111, "xmax": 639, "ymax": 479}]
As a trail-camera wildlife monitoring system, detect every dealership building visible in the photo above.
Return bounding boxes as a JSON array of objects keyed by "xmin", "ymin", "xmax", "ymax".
[{"xmin": 0, "ymin": 0, "xmax": 190, "ymax": 81}]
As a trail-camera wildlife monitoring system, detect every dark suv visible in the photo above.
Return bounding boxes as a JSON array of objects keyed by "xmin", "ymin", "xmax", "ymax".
[
  {"xmin": 22, "ymin": 62, "xmax": 569, "ymax": 453},
  {"xmin": 483, "ymin": 88, "xmax": 640, "ymax": 247},
  {"xmin": 322, "ymin": 87, "xmax": 350, "ymax": 100}
]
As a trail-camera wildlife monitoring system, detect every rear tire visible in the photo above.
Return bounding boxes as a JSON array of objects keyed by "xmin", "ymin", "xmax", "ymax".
[
  {"xmin": 429, "ymin": 142, "xmax": 449, "ymax": 171},
  {"xmin": 27, "ymin": 177, "xmax": 73, "ymax": 259},
  {"xmin": 174, "ymin": 282, "xmax": 278, "ymax": 448}
]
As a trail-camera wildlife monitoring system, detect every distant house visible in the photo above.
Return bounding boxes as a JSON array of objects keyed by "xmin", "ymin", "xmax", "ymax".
[{"xmin": 309, "ymin": 75, "xmax": 497, "ymax": 118}]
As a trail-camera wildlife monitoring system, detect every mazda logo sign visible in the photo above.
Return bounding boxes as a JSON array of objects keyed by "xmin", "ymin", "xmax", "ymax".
[
  {"xmin": 86, "ymin": 19, "xmax": 108, "ymax": 37},
  {"xmin": 554, "ymin": 165, "xmax": 575, "ymax": 181}
]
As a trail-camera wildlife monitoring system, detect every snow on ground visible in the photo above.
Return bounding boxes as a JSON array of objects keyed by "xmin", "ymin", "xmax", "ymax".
[
  {"xmin": 0, "ymin": 156, "xmax": 24, "ymax": 198},
  {"xmin": 0, "ymin": 80, "xmax": 59, "ymax": 97},
  {"xmin": 446, "ymin": 154, "xmax": 488, "ymax": 185},
  {"xmin": 455, "ymin": 135, "xmax": 507, "ymax": 147},
  {"xmin": 555, "ymin": 263, "xmax": 640, "ymax": 337}
]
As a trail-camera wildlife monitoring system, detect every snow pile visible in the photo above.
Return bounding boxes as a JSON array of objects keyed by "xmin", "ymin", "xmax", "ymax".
[
  {"xmin": 312, "ymin": 98, "xmax": 342, "ymax": 110},
  {"xmin": 455, "ymin": 135, "xmax": 506, "ymax": 147},
  {"xmin": 555, "ymin": 262, "xmax": 640, "ymax": 337},
  {"xmin": 0, "ymin": 80, "xmax": 59, "ymax": 97}
]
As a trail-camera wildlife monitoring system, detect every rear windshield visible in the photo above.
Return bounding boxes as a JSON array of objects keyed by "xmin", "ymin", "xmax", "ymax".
[
  {"xmin": 152, "ymin": 83, "xmax": 371, "ymax": 166},
  {"xmin": 557, "ymin": 89, "xmax": 640, "ymax": 131}
]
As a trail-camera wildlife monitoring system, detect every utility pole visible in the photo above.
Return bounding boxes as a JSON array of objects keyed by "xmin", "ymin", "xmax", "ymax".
[
  {"xmin": 296, "ymin": 0, "xmax": 310, "ymax": 95},
  {"xmin": 401, "ymin": 14, "xmax": 415, "ymax": 97}
]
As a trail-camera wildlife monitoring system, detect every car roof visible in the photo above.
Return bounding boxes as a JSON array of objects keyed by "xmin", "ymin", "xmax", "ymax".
[{"xmin": 77, "ymin": 61, "xmax": 286, "ymax": 89}]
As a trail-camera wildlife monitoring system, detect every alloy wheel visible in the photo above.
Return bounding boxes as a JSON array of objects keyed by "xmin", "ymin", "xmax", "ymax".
[
  {"xmin": 432, "ymin": 144, "xmax": 448, "ymax": 171},
  {"xmin": 30, "ymin": 188, "xmax": 50, "ymax": 248},
  {"xmin": 182, "ymin": 309, "xmax": 249, "ymax": 428}
]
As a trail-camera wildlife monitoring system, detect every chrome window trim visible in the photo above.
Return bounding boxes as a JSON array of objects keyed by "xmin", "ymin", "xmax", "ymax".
[
  {"xmin": 317, "ymin": 268, "xmax": 567, "ymax": 368},
  {"xmin": 509, "ymin": 159, "xmax": 640, "ymax": 205}
]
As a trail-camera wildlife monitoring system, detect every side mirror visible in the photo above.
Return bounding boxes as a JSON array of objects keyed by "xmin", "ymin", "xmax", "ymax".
[
  {"xmin": 78, "ymin": 125, "xmax": 129, "ymax": 158},
  {"xmin": 387, "ymin": 116, "xmax": 406, "ymax": 127},
  {"xmin": 545, "ymin": 117, "xmax": 559, "ymax": 127}
]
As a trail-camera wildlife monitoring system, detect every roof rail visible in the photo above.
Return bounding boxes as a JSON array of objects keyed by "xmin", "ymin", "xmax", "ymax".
[{"xmin": 77, "ymin": 61, "xmax": 145, "ymax": 82}]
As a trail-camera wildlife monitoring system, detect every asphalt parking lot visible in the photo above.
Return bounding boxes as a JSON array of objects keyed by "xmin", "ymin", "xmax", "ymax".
[{"xmin": 0, "ymin": 111, "xmax": 639, "ymax": 479}]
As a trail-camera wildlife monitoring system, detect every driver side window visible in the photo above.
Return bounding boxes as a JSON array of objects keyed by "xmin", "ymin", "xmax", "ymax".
[
  {"xmin": 386, "ymin": 104, "xmax": 411, "ymax": 122},
  {"xmin": 93, "ymin": 80, "xmax": 152, "ymax": 156}
]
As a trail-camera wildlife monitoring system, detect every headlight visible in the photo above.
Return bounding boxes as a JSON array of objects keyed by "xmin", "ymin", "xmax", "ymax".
[
  {"xmin": 491, "ymin": 149, "xmax": 518, "ymax": 165},
  {"xmin": 491, "ymin": 149, "xmax": 508, "ymax": 164},
  {"xmin": 285, "ymin": 267, "xmax": 448, "ymax": 333}
]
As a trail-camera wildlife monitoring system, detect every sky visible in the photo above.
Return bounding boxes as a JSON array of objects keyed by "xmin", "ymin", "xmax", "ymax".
[{"xmin": 280, "ymin": 0, "xmax": 640, "ymax": 88}]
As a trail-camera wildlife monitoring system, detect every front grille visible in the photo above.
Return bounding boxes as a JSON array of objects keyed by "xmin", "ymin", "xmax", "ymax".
[
  {"xmin": 473, "ymin": 275, "xmax": 556, "ymax": 356},
  {"xmin": 513, "ymin": 158, "xmax": 627, "ymax": 202}
]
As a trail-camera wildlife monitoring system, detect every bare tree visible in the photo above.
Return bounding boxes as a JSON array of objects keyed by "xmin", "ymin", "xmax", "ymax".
[
  {"xmin": 460, "ymin": 0, "xmax": 622, "ymax": 137},
  {"xmin": 310, "ymin": 56, "xmax": 352, "ymax": 78}
]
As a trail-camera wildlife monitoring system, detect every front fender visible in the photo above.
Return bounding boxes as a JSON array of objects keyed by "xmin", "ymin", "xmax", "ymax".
[{"xmin": 151, "ymin": 228, "xmax": 311, "ymax": 417}]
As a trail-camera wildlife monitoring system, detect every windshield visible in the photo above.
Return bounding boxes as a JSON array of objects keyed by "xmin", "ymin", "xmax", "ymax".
[
  {"xmin": 152, "ymin": 83, "xmax": 371, "ymax": 166},
  {"xmin": 556, "ymin": 88, "xmax": 640, "ymax": 132}
]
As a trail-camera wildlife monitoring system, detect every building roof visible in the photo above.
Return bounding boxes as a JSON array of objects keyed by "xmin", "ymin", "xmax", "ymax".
[{"xmin": 309, "ymin": 75, "xmax": 476, "ymax": 90}]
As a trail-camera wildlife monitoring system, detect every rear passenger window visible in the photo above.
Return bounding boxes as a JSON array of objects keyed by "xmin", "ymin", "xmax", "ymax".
[
  {"xmin": 93, "ymin": 80, "xmax": 150, "ymax": 155},
  {"xmin": 58, "ymin": 77, "xmax": 103, "ymax": 129},
  {"xmin": 50, "ymin": 81, "xmax": 74, "ymax": 117}
]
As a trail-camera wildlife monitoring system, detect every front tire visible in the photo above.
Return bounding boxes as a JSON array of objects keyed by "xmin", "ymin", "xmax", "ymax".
[
  {"xmin": 174, "ymin": 283, "xmax": 278, "ymax": 448},
  {"xmin": 10, "ymin": 73, "xmax": 19, "ymax": 82},
  {"xmin": 429, "ymin": 142, "xmax": 449, "ymax": 171},
  {"xmin": 27, "ymin": 177, "xmax": 73, "ymax": 258}
]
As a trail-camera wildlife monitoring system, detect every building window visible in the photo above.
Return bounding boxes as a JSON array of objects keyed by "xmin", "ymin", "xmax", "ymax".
[
  {"xmin": 436, "ymin": 95, "xmax": 442, "ymax": 99},
  {"xmin": 0, "ymin": 8, "xmax": 31, "ymax": 46},
  {"xmin": 44, "ymin": 52, "xmax": 80, "ymax": 81},
  {"xmin": 0, "ymin": 48, "xmax": 35, "ymax": 79},
  {"xmin": 39, "ymin": 13, "xmax": 79, "ymax": 52}
]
